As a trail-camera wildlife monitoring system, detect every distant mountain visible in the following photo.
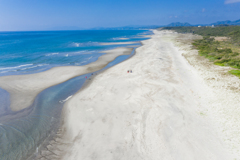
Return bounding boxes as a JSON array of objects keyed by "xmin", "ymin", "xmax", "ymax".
[
  {"xmin": 211, "ymin": 19, "xmax": 240, "ymax": 26},
  {"xmin": 165, "ymin": 19, "xmax": 240, "ymax": 28},
  {"xmin": 166, "ymin": 22, "xmax": 192, "ymax": 27},
  {"xmin": 106, "ymin": 19, "xmax": 240, "ymax": 30},
  {"xmin": 45, "ymin": 18, "xmax": 240, "ymax": 31}
]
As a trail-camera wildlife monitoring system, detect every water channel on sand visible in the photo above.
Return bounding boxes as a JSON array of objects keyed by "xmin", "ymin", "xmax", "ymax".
[{"xmin": 0, "ymin": 48, "xmax": 137, "ymax": 160}]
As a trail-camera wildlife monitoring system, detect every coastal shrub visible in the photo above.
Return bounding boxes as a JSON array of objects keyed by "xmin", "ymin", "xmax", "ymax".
[
  {"xmin": 230, "ymin": 52, "xmax": 239, "ymax": 56},
  {"xmin": 207, "ymin": 53, "xmax": 217, "ymax": 60},
  {"xmin": 191, "ymin": 35, "xmax": 239, "ymax": 66},
  {"xmin": 218, "ymin": 58, "xmax": 230, "ymax": 63},
  {"xmin": 163, "ymin": 26, "xmax": 240, "ymax": 77},
  {"xmin": 214, "ymin": 62, "xmax": 225, "ymax": 66},
  {"xmin": 218, "ymin": 48, "xmax": 232, "ymax": 53},
  {"xmin": 214, "ymin": 54, "xmax": 224, "ymax": 59},
  {"xmin": 229, "ymin": 70, "xmax": 240, "ymax": 78}
]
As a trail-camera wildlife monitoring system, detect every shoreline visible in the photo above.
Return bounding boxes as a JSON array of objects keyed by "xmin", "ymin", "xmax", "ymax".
[
  {"xmin": 26, "ymin": 46, "xmax": 138, "ymax": 160},
  {"xmin": 0, "ymin": 45, "xmax": 140, "ymax": 160},
  {"xmin": 0, "ymin": 30, "xmax": 151, "ymax": 160},
  {"xmin": 0, "ymin": 47, "xmax": 134, "ymax": 112},
  {"xmin": 38, "ymin": 30, "xmax": 240, "ymax": 159}
]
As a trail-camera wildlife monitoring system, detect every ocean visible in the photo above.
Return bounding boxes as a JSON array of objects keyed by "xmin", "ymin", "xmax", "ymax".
[
  {"xmin": 0, "ymin": 30, "xmax": 150, "ymax": 76},
  {"xmin": 0, "ymin": 30, "xmax": 151, "ymax": 159}
]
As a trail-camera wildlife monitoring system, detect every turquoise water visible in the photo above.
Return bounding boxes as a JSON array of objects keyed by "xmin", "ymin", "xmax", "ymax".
[
  {"xmin": 0, "ymin": 30, "xmax": 150, "ymax": 76},
  {"xmin": 0, "ymin": 30, "xmax": 151, "ymax": 159}
]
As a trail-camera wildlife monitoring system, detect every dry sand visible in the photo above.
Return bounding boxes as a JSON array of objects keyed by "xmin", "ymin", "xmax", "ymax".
[
  {"xmin": 0, "ymin": 47, "xmax": 133, "ymax": 111},
  {"xmin": 175, "ymin": 32, "xmax": 240, "ymax": 158},
  {"xmin": 39, "ymin": 30, "xmax": 240, "ymax": 159}
]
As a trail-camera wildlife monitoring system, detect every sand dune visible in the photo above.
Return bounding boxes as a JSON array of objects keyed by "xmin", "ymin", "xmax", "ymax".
[
  {"xmin": 40, "ymin": 30, "xmax": 240, "ymax": 159},
  {"xmin": 0, "ymin": 47, "xmax": 133, "ymax": 111}
]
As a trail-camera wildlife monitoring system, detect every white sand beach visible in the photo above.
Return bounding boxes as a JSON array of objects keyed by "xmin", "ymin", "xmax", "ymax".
[
  {"xmin": 38, "ymin": 30, "xmax": 240, "ymax": 159},
  {"xmin": 0, "ymin": 47, "xmax": 133, "ymax": 111}
]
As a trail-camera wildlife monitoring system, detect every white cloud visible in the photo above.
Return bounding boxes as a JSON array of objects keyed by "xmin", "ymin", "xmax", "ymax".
[{"xmin": 225, "ymin": 0, "xmax": 240, "ymax": 4}]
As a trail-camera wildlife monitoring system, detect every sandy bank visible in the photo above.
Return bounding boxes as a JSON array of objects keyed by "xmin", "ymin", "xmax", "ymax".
[
  {"xmin": 40, "ymin": 30, "xmax": 239, "ymax": 159},
  {"xmin": 0, "ymin": 47, "xmax": 133, "ymax": 111}
]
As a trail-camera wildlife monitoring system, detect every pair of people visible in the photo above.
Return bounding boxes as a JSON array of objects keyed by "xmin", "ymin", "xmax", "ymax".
[{"xmin": 127, "ymin": 70, "xmax": 132, "ymax": 73}]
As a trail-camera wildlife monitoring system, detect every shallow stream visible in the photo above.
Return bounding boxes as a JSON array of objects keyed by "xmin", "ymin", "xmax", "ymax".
[{"xmin": 0, "ymin": 48, "xmax": 136, "ymax": 160}]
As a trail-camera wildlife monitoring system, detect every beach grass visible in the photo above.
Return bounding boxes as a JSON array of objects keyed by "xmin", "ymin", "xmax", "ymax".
[
  {"xmin": 192, "ymin": 36, "xmax": 240, "ymax": 69},
  {"xmin": 229, "ymin": 70, "xmax": 240, "ymax": 78}
]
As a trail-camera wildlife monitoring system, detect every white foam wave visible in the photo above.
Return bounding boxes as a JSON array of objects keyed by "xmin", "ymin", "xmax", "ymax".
[
  {"xmin": 19, "ymin": 64, "xmax": 48, "ymax": 70},
  {"xmin": 100, "ymin": 42, "xmax": 138, "ymax": 45},
  {"xmin": 79, "ymin": 61, "xmax": 87, "ymax": 64},
  {"xmin": 0, "ymin": 71, "xmax": 8, "ymax": 74},
  {"xmin": 74, "ymin": 51, "xmax": 93, "ymax": 55},
  {"xmin": 112, "ymin": 37, "xmax": 129, "ymax": 40},
  {"xmin": 0, "ymin": 64, "xmax": 49, "ymax": 74},
  {"xmin": 71, "ymin": 42, "xmax": 99, "ymax": 47},
  {"xmin": 0, "ymin": 64, "xmax": 33, "ymax": 71},
  {"xmin": 45, "ymin": 52, "xmax": 59, "ymax": 56}
]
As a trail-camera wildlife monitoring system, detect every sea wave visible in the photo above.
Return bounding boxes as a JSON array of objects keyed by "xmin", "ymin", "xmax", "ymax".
[
  {"xmin": 74, "ymin": 51, "xmax": 95, "ymax": 55},
  {"xmin": 19, "ymin": 64, "xmax": 48, "ymax": 70},
  {"xmin": 0, "ymin": 64, "xmax": 49, "ymax": 74},
  {"xmin": 0, "ymin": 64, "xmax": 33, "ymax": 71},
  {"xmin": 46, "ymin": 51, "xmax": 94, "ymax": 58},
  {"xmin": 45, "ymin": 52, "xmax": 59, "ymax": 56},
  {"xmin": 70, "ymin": 41, "xmax": 99, "ymax": 47},
  {"xmin": 112, "ymin": 37, "xmax": 129, "ymax": 40}
]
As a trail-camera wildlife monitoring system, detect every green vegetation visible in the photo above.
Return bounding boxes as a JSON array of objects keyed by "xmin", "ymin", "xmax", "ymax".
[
  {"xmin": 163, "ymin": 26, "xmax": 240, "ymax": 44},
  {"xmin": 229, "ymin": 70, "xmax": 240, "ymax": 78},
  {"xmin": 192, "ymin": 36, "xmax": 240, "ymax": 69},
  {"xmin": 163, "ymin": 26, "xmax": 240, "ymax": 78}
]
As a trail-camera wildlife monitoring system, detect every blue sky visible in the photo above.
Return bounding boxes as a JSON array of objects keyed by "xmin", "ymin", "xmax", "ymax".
[{"xmin": 0, "ymin": 0, "xmax": 240, "ymax": 31}]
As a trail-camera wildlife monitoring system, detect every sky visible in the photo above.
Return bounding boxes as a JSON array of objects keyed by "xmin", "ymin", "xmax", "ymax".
[{"xmin": 0, "ymin": 0, "xmax": 240, "ymax": 31}]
